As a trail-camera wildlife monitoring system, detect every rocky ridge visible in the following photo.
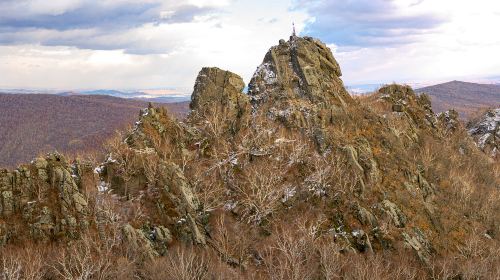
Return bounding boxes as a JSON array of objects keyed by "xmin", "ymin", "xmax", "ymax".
[{"xmin": 0, "ymin": 36, "xmax": 499, "ymax": 278}]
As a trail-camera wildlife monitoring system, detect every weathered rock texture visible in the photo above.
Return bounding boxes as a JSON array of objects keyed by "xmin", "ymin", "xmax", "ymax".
[
  {"xmin": 0, "ymin": 153, "xmax": 92, "ymax": 244},
  {"xmin": 190, "ymin": 67, "xmax": 251, "ymax": 134},
  {"xmin": 248, "ymin": 36, "xmax": 352, "ymax": 130},
  {"xmin": 467, "ymin": 108, "xmax": 499, "ymax": 159},
  {"xmin": 1, "ymin": 36, "xmax": 499, "ymax": 275}
]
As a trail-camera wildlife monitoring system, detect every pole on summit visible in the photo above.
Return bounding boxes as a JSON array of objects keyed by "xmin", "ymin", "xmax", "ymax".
[{"xmin": 292, "ymin": 22, "xmax": 296, "ymax": 37}]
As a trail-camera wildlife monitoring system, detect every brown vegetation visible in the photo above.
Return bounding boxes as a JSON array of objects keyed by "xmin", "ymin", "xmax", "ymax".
[{"xmin": 1, "ymin": 37, "xmax": 499, "ymax": 279}]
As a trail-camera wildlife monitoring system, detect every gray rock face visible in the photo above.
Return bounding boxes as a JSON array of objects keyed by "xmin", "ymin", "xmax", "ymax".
[
  {"xmin": 0, "ymin": 153, "xmax": 91, "ymax": 243},
  {"xmin": 191, "ymin": 67, "xmax": 246, "ymax": 111},
  {"xmin": 126, "ymin": 106, "xmax": 188, "ymax": 151},
  {"xmin": 190, "ymin": 67, "xmax": 251, "ymax": 133},
  {"xmin": 342, "ymin": 139, "xmax": 380, "ymax": 195},
  {"xmin": 353, "ymin": 203, "xmax": 378, "ymax": 227},
  {"xmin": 122, "ymin": 224, "xmax": 159, "ymax": 261},
  {"xmin": 1, "ymin": 191, "xmax": 13, "ymax": 216},
  {"xmin": 402, "ymin": 228, "xmax": 434, "ymax": 265},
  {"xmin": 382, "ymin": 200, "xmax": 407, "ymax": 228},
  {"xmin": 157, "ymin": 162, "xmax": 206, "ymax": 245},
  {"xmin": 248, "ymin": 36, "xmax": 352, "ymax": 130},
  {"xmin": 99, "ymin": 110, "xmax": 207, "ymax": 253},
  {"xmin": 467, "ymin": 108, "xmax": 500, "ymax": 159},
  {"xmin": 249, "ymin": 36, "xmax": 349, "ymax": 106},
  {"xmin": 379, "ymin": 84, "xmax": 437, "ymax": 130},
  {"xmin": 121, "ymin": 223, "xmax": 175, "ymax": 260},
  {"xmin": 437, "ymin": 109, "xmax": 459, "ymax": 135}
]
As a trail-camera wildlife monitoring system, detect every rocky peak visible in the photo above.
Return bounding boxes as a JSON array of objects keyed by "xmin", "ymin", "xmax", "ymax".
[
  {"xmin": 189, "ymin": 67, "xmax": 251, "ymax": 133},
  {"xmin": 190, "ymin": 67, "xmax": 246, "ymax": 111},
  {"xmin": 248, "ymin": 36, "xmax": 352, "ymax": 108}
]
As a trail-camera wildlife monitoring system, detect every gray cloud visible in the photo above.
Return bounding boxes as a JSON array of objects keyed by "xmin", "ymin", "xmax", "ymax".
[
  {"xmin": 293, "ymin": 0, "xmax": 448, "ymax": 47},
  {"xmin": 0, "ymin": 0, "xmax": 223, "ymax": 53}
]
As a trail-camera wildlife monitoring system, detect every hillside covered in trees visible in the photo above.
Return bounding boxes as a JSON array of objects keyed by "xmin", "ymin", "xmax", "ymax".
[{"xmin": 0, "ymin": 93, "xmax": 188, "ymax": 168}]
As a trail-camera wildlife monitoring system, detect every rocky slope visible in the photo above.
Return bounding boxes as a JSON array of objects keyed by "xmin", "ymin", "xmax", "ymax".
[{"xmin": 1, "ymin": 36, "xmax": 499, "ymax": 279}]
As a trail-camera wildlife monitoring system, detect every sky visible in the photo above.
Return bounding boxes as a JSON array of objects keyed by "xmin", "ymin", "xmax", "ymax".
[{"xmin": 0, "ymin": 0, "xmax": 500, "ymax": 92}]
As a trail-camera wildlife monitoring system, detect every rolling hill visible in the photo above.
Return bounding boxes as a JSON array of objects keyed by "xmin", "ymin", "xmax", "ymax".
[
  {"xmin": 0, "ymin": 93, "xmax": 189, "ymax": 168},
  {"xmin": 415, "ymin": 80, "xmax": 500, "ymax": 119}
]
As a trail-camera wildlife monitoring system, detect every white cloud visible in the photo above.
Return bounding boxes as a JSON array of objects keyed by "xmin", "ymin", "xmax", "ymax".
[
  {"xmin": 0, "ymin": 0, "xmax": 309, "ymax": 89},
  {"xmin": 0, "ymin": 0, "xmax": 499, "ymax": 90},
  {"xmin": 312, "ymin": 0, "xmax": 500, "ymax": 86}
]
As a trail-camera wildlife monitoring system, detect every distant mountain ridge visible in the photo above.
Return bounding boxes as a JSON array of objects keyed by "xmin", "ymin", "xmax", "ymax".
[
  {"xmin": 1, "ymin": 88, "xmax": 192, "ymax": 103},
  {"xmin": 72, "ymin": 89, "xmax": 191, "ymax": 102},
  {"xmin": 415, "ymin": 80, "xmax": 500, "ymax": 119}
]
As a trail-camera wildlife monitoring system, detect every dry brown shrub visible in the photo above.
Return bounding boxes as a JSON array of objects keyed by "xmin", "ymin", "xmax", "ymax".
[
  {"xmin": 236, "ymin": 164, "xmax": 286, "ymax": 224},
  {"xmin": 49, "ymin": 232, "xmax": 124, "ymax": 280},
  {"xmin": 141, "ymin": 246, "xmax": 238, "ymax": 280},
  {"xmin": 0, "ymin": 244, "xmax": 46, "ymax": 280}
]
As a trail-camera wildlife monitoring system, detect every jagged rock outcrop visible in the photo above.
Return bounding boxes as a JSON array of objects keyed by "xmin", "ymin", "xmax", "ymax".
[
  {"xmin": 248, "ymin": 36, "xmax": 352, "ymax": 130},
  {"xmin": 122, "ymin": 224, "xmax": 173, "ymax": 261},
  {"xmin": 353, "ymin": 202, "xmax": 378, "ymax": 227},
  {"xmin": 379, "ymin": 84, "xmax": 437, "ymax": 129},
  {"xmin": 2, "ymin": 35, "xmax": 499, "ymax": 278},
  {"xmin": 189, "ymin": 67, "xmax": 251, "ymax": 134},
  {"xmin": 97, "ymin": 106, "xmax": 207, "ymax": 255},
  {"xmin": 249, "ymin": 36, "xmax": 349, "ymax": 105},
  {"xmin": 403, "ymin": 228, "xmax": 434, "ymax": 264},
  {"xmin": 0, "ymin": 153, "xmax": 92, "ymax": 244},
  {"xmin": 126, "ymin": 105, "xmax": 190, "ymax": 153},
  {"xmin": 381, "ymin": 200, "xmax": 407, "ymax": 228},
  {"xmin": 467, "ymin": 108, "xmax": 499, "ymax": 159},
  {"xmin": 437, "ymin": 109, "xmax": 460, "ymax": 135}
]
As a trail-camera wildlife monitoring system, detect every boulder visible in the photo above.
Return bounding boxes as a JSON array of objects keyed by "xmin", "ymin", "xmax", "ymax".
[
  {"xmin": 402, "ymin": 228, "xmax": 434, "ymax": 265},
  {"xmin": 122, "ymin": 224, "xmax": 159, "ymax": 261},
  {"xmin": 382, "ymin": 200, "xmax": 407, "ymax": 228},
  {"xmin": 353, "ymin": 203, "xmax": 378, "ymax": 227}
]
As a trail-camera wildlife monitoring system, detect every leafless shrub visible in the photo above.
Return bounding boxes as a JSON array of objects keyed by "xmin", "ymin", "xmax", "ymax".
[
  {"xmin": 142, "ymin": 247, "xmax": 210, "ymax": 280},
  {"xmin": 306, "ymin": 154, "xmax": 356, "ymax": 197},
  {"xmin": 141, "ymin": 153, "xmax": 160, "ymax": 187},
  {"xmin": 210, "ymin": 213, "xmax": 251, "ymax": 268},
  {"xmin": 0, "ymin": 245, "xmax": 45, "ymax": 280},
  {"xmin": 110, "ymin": 256, "xmax": 137, "ymax": 280},
  {"xmin": 236, "ymin": 165, "xmax": 285, "ymax": 224},
  {"xmin": 50, "ymin": 234, "xmax": 115, "ymax": 280},
  {"xmin": 261, "ymin": 229, "xmax": 317, "ymax": 280},
  {"xmin": 1, "ymin": 255, "xmax": 22, "ymax": 280}
]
